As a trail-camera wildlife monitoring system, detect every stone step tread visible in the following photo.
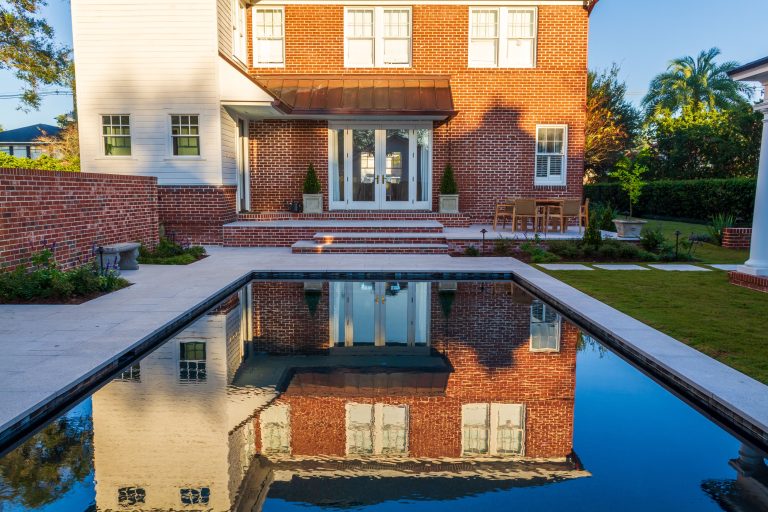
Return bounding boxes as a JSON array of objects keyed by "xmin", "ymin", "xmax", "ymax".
[
  {"xmin": 292, "ymin": 241, "xmax": 450, "ymax": 249},
  {"xmin": 313, "ymin": 232, "xmax": 447, "ymax": 239},
  {"xmin": 226, "ymin": 220, "xmax": 444, "ymax": 229}
]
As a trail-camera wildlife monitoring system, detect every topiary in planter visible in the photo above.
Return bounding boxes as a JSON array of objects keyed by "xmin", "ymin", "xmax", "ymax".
[
  {"xmin": 439, "ymin": 163, "xmax": 459, "ymax": 213},
  {"xmin": 302, "ymin": 163, "xmax": 323, "ymax": 213}
]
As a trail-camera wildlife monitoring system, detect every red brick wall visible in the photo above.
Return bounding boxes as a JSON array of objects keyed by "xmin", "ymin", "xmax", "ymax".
[
  {"xmin": 729, "ymin": 271, "xmax": 768, "ymax": 293},
  {"xmin": 246, "ymin": 5, "xmax": 588, "ymax": 222},
  {"xmin": 157, "ymin": 185, "xmax": 237, "ymax": 245},
  {"xmin": 722, "ymin": 227, "xmax": 751, "ymax": 249},
  {"xmin": 0, "ymin": 168, "xmax": 159, "ymax": 271},
  {"xmin": 250, "ymin": 281, "xmax": 577, "ymax": 459}
]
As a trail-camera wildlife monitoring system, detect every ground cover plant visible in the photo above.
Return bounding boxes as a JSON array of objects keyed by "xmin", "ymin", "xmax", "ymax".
[
  {"xmin": 138, "ymin": 236, "xmax": 207, "ymax": 265},
  {"xmin": 0, "ymin": 247, "xmax": 128, "ymax": 304}
]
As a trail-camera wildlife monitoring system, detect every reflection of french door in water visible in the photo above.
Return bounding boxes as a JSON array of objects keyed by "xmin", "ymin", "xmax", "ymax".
[
  {"xmin": 328, "ymin": 128, "xmax": 431, "ymax": 210},
  {"xmin": 329, "ymin": 282, "xmax": 430, "ymax": 347}
]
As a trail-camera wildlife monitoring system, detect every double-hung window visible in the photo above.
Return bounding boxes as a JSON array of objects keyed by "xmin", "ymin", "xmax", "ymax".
[
  {"xmin": 102, "ymin": 115, "xmax": 131, "ymax": 156},
  {"xmin": 232, "ymin": 0, "xmax": 247, "ymax": 63},
  {"xmin": 253, "ymin": 7, "xmax": 285, "ymax": 66},
  {"xmin": 535, "ymin": 125, "xmax": 567, "ymax": 186},
  {"xmin": 346, "ymin": 403, "xmax": 408, "ymax": 455},
  {"xmin": 344, "ymin": 7, "xmax": 411, "ymax": 68},
  {"xmin": 462, "ymin": 403, "xmax": 525, "ymax": 456},
  {"xmin": 171, "ymin": 115, "xmax": 200, "ymax": 157},
  {"xmin": 469, "ymin": 7, "xmax": 537, "ymax": 68},
  {"xmin": 530, "ymin": 300, "xmax": 561, "ymax": 351}
]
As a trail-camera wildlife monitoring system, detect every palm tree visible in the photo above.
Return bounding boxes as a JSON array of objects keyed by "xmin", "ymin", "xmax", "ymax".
[{"xmin": 642, "ymin": 48, "xmax": 753, "ymax": 117}]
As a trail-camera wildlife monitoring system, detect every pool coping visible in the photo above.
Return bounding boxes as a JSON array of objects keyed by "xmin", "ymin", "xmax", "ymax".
[{"xmin": 1, "ymin": 249, "xmax": 767, "ymax": 454}]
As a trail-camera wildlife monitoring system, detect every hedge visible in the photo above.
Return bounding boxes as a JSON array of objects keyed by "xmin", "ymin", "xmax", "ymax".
[{"xmin": 584, "ymin": 178, "xmax": 756, "ymax": 224}]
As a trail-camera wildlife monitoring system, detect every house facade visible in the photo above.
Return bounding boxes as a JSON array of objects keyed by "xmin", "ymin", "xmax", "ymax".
[
  {"xmin": 71, "ymin": 0, "xmax": 594, "ymax": 250},
  {"xmin": 0, "ymin": 124, "xmax": 61, "ymax": 159}
]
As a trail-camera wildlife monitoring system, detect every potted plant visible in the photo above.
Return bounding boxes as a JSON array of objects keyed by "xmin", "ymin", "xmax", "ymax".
[
  {"xmin": 439, "ymin": 163, "xmax": 459, "ymax": 214},
  {"xmin": 611, "ymin": 155, "xmax": 648, "ymax": 238},
  {"xmin": 302, "ymin": 163, "xmax": 323, "ymax": 214}
]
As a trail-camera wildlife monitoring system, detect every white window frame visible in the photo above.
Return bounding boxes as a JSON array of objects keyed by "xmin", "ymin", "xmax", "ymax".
[
  {"xmin": 461, "ymin": 403, "xmax": 526, "ymax": 457},
  {"xmin": 345, "ymin": 403, "xmax": 409, "ymax": 456},
  {"xmin": 100, "ymin": 114, "xmax": 132, "ymax": 157},
  {"xmin": 529, "ymin": 300, "xmax": 562, "ymax": 352},
  {"xmin": 468, "ymin": 6, "xmax": 537, "ymax": 68},
  {"xmin": 232, "ymin": 0, "xmax": 248, "ymax": 64},
  {"xmin": 534, "ymin": 124, "xmax": 567, "ymax": 186},
  {"xmin": 168, "ymin": 114, "xmax": 202, "ymax": 159},
  {"xmin": 252, "ymin": 6, "xmax": 285, "ymax": 67},
  {"xmin": 344, "ymin": 6, "xmax": 412, "ymax": 68}
]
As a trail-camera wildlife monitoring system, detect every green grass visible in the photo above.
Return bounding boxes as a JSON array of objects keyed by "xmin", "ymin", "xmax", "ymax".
[
  {"xmin": 640, "ymin": 218, "xmax": 749, "ymax": 264},
  {"xmin": 546, "ymin": 269, "xmax": 768, "ymax": 384}
]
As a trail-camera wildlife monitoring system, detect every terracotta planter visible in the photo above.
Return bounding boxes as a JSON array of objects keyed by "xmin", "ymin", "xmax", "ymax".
[
  {"xmin": 439, "ymin": 194, "xmax": 459, "ymax": 214},
  {"xmin": 613, "ymin": 219, "xmax": 646, "ymax": 238},
  {"xmin": 303, "ymin": 193, "xmax": 323, "ymax": 214}
]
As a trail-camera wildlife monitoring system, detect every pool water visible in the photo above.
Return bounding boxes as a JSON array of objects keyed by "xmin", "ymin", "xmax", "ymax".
[{"xmin": 0, "ymin": 280, "xmax": 766, "ymax": 512}]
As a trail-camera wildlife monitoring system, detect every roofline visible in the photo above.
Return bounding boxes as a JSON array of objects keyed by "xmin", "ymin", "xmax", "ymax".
[
  {"xmin": 0, "ymin": 141, "xmax": 54, "ymax": 145},
  {"xmin": 585, "ymin": 0, "xmax": 599, "ymax": 14},
  {"xmin": 728, "ymin": 56, "xmax": 768, "ymax": 79}
]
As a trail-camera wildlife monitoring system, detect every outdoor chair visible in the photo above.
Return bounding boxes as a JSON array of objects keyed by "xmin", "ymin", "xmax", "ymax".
[
  {"xmin": 512, "ymin": 199, "xmax": 544, "ymax": 232},
  {"xmin": 580, "ymin": 198, "xmax": 590, "ymax": 230},
  {"xmin": 493, "ymin": 199, "xmax": 516, "ymax": 231},
  {"xmin": 546, "ymin": 199, "xmax": 583, "ymax": 233}
]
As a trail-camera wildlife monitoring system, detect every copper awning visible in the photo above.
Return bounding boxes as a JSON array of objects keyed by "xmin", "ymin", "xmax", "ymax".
[{"xmin": 254, "ymin": 75, "xmax": 456, "ymax": 118}]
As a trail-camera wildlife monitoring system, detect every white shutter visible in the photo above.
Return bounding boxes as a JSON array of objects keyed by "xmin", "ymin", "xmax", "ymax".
[{"xmin": 346, "ymin": 403, "xmax": 374, "ymax": 455}]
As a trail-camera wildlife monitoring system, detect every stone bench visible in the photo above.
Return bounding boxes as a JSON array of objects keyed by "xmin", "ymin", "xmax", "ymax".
[{"xmin": 97, "ymin": 242, "xmax": 141, "ymax": 271}]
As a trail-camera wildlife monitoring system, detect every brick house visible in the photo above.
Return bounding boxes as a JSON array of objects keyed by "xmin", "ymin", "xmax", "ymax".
[{"xmin": 71, "ymin": 0, "xmax": 596, "ymax": 251}]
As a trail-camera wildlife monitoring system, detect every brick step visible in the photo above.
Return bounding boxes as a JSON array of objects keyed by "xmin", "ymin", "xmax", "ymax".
[
  {"xmin": 291, "ymin": 241, "xmax": 451, "ymax": 254},
  {"xmin": 224, "ymin": 220, "xmax": 445, "ymax": 247},
  {"xmin": 237, "ymin": 211, "xmax": 472, "ymax": 228},
  {"xmin": 313, "ymin": 232, "xmax": 448, "ymax": 244}
]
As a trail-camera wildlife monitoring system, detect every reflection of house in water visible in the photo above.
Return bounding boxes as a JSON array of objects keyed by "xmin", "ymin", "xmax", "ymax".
[
  {"xmin": 90, "ymin": 281, "xmax": 586, "ymax": 511},
  {"xmin": 92, "ymin": 289, "xmax": 274, "ymax": 511},
  {"xmin": 241, "ymin": 280, "xmax": 587, "ymax": 510}
]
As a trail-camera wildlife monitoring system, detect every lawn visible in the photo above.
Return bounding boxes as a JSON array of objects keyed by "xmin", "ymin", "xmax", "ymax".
[
  {"xmin": 641, "ymin": 217, "xmax": 749, "ymax": 264},
  {"xmin": 545, "ymin": 269, "xmax": 768, "ymax": 384}
]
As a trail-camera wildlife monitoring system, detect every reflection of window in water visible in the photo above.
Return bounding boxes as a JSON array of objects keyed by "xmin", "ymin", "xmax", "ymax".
[
  {"xmin": 261, "ymin": 404, "xmax": 291, "ymax": 454},
  {"xmin": 462, "ymin": 403, "xmax": 525, "ymax": 456},
  {"xmin": 180, "ymin": 487, "xmax": 210, "ymax": 505},
  {"xmin": 179, "ymin": 341, "xmax": 207, "ymax": 382},
  {"xmin": 346, "ymin": 403, "xmax": 408, "ymax": 455},
  {"xmin": 118, "ymin": 487, "xmax": 146, "ymax": 506},
  {"xmin": 530, "ymin": 300, "xmax": 561, "ymax": 352},
  {"xmin": 386, "ymin": 152, "xmax": 402, "ymax": 181},
  {"xmin": 360, "ymin": 151, "xmax": 375, "ymax": 183},
  {"xmin": 116, "ymin": 363, "xmax": 140, "ymax": 382}
]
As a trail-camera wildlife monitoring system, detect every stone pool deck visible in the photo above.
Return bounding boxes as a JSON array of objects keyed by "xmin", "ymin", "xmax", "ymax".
[{"xmin": 1, "ymin": 247, "xmax": 767, "ymax": 450}]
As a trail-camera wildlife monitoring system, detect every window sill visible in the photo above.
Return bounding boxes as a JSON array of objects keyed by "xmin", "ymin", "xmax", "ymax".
[
  {"xmin": 251, "ymin": 63, "xmax": 285, "ymax": 69},
  {"xmin": 163, "ymin": 157, "xmax": 206, "ymax": 161},
  {"xmin": 344, "ymin": 64, "xmax": 412, "ymax": 69},
  {"xmin": 94, "ymin": 156, "xmax": 137, "ymax": 161},
  {"xmin": 533, "ymin": 183, "xmax": 567, "ymax": 188}
]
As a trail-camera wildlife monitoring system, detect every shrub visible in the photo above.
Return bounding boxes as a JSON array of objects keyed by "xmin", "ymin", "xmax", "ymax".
[
  {"xmin": 584, "ymin": 178, "xmax": 756, "ymax": 223},
  {"xmin": 590, "ymin": 202, "xmax": 617, "ymax": 232},
  {"xmin": 546, "ymin": 239, "xmax": 658, "ymax": 262},
  {"xmin": 0, "ymin": 152, "xmax": 79, "ymax": 172},
  {"xmin": 493, "ymin": 238, "xmax": 514, "ymax": 256},
  {"xmin": 138, "ymin": 237, "xmax": 206, "ymax": 265},
  {"xmin": 583, "ymin": 213, "xmax": 603, "ymax": 248},
  {"xmin": 302, "ymin": 163, "xmax": 321, "ymax": 194},
  {"xmin": 440, "ymin": 163, "xmax": 459, "ymax": 195},
  {"xmin": 464, "ymin": 245, "xmax": 480, "ymax": 257},
  {"xmin": 640, "ymin": 225, "xmax": 667, "ymax": 253},
  {"xmin": 707, "ymin": 213, "xmax": 736, "ymax": 246}
]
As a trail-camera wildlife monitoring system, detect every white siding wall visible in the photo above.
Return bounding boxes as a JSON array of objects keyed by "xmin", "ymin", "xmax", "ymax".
[
  {"xmin": 71, "ymin": 0, "xmax": 224, "ymax": 185},
  {"xmin": 218, "ymin": 0, "xmax": 234, "ymax": 56}
]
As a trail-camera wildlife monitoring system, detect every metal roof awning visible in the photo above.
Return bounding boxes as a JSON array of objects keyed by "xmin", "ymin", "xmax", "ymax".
[{"xmin": 254, "ymin": 75, "xmax": 457, "ymax": 120}]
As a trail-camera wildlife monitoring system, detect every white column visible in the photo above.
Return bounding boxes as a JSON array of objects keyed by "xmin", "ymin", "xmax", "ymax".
[{"xmin": 738, "ymin": 101, "xmax": 768, "ymax": 276}]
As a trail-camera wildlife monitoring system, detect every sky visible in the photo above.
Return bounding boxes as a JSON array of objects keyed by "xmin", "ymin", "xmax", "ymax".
[{"xmin": 0, "ymin": 0, "xmax": 766, "ymax": 129}]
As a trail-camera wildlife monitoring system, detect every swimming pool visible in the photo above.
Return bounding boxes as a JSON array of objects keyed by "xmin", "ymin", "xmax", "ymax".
[{"xmin": 0, "ymin": 279, "xmax": 765, "ymax": 511}]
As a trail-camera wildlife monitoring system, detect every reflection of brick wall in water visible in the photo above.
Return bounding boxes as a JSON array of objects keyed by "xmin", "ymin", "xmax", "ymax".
[
  {"xmin": 250, "ymin": 281, "xmax": 329, "ymax": 354},
  {"xmin": 251, "ymin": 282, "xmax": 577, "ymax": 459}
]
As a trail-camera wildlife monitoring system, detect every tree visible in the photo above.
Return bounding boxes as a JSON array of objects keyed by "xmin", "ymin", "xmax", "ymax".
[
  {"xmin": 1, "ymin": 0, "xmax": 71, "ymax": 110},
  {"xmin": 585, "ymin": 65, "xmax": 640, "ymax": 181},
  {"xmin": 36, "ymin": 122, "xmax": 80, "ymax": 170},
  {"xmin": 611, "ymin": 153, "xmax": 648, "ymax": 218},
  {"xmin": 641, "ymin": 48, "xmax": 753, "ymax": 118}
]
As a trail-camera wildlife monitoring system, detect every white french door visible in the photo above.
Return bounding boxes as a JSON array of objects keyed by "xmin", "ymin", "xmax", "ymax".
[
  {"xmin": 236, "ymin": 117, "xmax": 250, "ymax": 212},
  {"xmin": 329, "ymin": 282, "xmax": 431, "ymax": 347},
  {"xmin": 328, "ymin": 125, "xmax": 432, "ymax": 210}
]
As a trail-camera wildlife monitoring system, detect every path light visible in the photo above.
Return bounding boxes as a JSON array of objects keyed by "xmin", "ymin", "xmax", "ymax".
[
  {"xmin": 674, "ymin": 230, "xmax": 681, "ymax": 260},
  {"xmin": 481, "ymin": 228, "xmax": 488, "ymax": 254}
]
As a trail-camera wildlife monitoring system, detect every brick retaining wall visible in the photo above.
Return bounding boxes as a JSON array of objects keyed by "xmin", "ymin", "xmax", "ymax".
[
  {"xmin": 729, "ymin": 272, "xmax": 768, "ymax": 293},
  {"xmin": 0, "ymin": 168, "xmax": 159, "ymax": 271},
  {"xmin": 158, "ymin": 185, "xmax": 237, "ymax": 245},
  {"xmin": 722, "ymin": 227, "xmax": 752, "ymax": 249}
]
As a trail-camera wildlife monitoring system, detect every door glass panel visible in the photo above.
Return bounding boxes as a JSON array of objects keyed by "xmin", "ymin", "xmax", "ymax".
[
  {"xmin": 415, "ymin": 129, "xmax": 430, "ymax": 202},
  {"xmin": 412, "ymin": 282, "xmax": 429, "ymax": 346},
  {"xmin": 351, "ymin": 282, "xmax": 376, "ymax": 345},
  {"xmin": 333, "ymin": 129, "xmax": 345, "ymax": 202},
  {"xmin": 385, "ymin": 129, "xmax": 410, "ymax": 203},
  {"xmin": 330, "ymin": 282, "xmax": 346, "ymax": 346},
  {"xmin": 383, "ymin": 282, "xmax": 409, "ymax": 346},
  {"xmin": 352, "ymin": 130, "xmax": 375, "ymax": 203}
]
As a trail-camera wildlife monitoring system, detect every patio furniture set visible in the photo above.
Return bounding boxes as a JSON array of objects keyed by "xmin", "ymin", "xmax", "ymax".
[{"xmin": 493, "ymin": 198, "xmax": 589, "ymax": 233}]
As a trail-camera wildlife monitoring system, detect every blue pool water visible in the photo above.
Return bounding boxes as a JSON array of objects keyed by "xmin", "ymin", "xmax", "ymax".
[{"xmin": 0, "ymin": 280, "xmax": 764, "ymax": 512}]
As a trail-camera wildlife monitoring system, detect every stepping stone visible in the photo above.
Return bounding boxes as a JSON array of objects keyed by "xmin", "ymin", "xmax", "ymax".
[
  {"xmin": 538, "ymin": 264, "xmax": 594, "ymax": 271},
  {"xmin": 647, "ymin": 264, "xmax": 710, "ymax": 272},
  {"xmin": 708, "ymin": 264, "xmax": 739, "ymax": 271},
  {"xmin": 593, "ymin": 264, "xmax": 649, "ymax": 271}
]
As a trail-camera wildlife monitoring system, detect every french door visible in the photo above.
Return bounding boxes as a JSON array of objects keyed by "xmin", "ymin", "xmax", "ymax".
[
  {"xmin": 330, "ymin": 282, "xmax": 431, "ymax": 347},
  {"xmin": 236, "ymin": 117, "xmax": 250, "ymax": 212},
  {"xmin": 329, "ymin": 126, "xmax": 432, "ymax": 210}
]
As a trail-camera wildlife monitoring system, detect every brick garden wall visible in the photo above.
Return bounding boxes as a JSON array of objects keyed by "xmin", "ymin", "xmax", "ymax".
[
  {"xmin": 246, "ymin": 4, "xmax": 587, "ymax": 222},
  {"xmin": 0, "ymin": 168, "xmax": 159, "ymax": 271},
  {"xmin": 157, "ymin": 185, "xmax": 237, "ymax": 244},
  {"xmin": 722, "ymin": 227, "xmax": 752, "ymax": 249},
  {"xmin": 249, "ymin": 281, "xmax": 577, "ymax": 459}
]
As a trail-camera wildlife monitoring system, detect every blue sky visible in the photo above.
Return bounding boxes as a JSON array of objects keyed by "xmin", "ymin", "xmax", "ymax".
[{"xmin": 0, "ymin": 0, "xmax": 765, "ymax": 128}]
